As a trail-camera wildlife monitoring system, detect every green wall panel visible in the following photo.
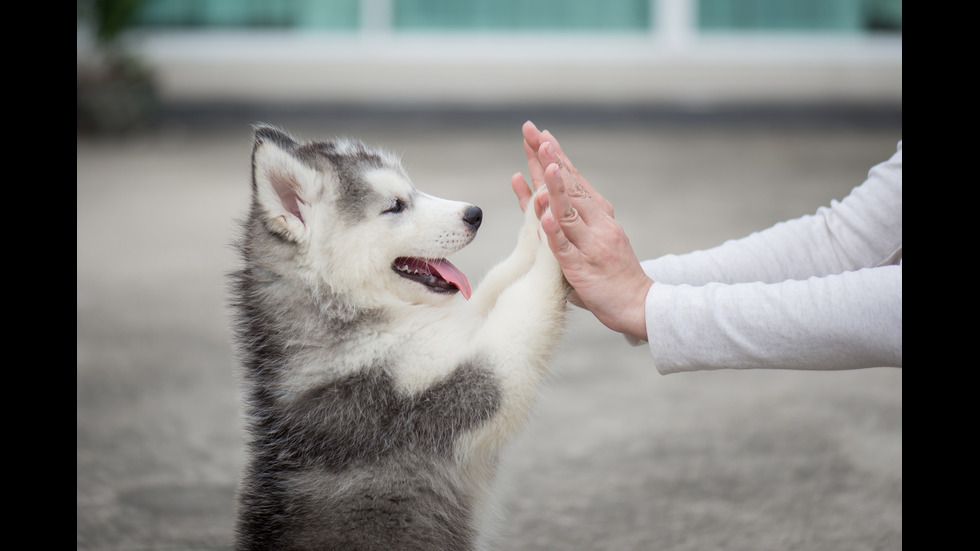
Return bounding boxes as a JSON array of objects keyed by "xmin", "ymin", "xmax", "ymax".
[
  {"xmin": 134, "ymin": 0, "xmax": 360, "ymax": 30},
  {"xmin": 698, "ymin": 0, "xmax": 901, "ymax": 32},
  {"xmin": 129, "ymin": 0, "xmax": 900, "ymax": 33},
  {"xmin": 393, "ymin": 0, "xmax": 650, "ymax": 31}
]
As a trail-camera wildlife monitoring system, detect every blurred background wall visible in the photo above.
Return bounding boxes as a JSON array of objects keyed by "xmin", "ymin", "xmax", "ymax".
[{"xmin": 77, "ymin": 0, "xmax": 901, "ymax": 127}]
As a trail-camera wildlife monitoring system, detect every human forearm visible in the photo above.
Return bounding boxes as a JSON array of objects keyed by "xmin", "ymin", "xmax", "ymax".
[{"xmin": 644, "ymin": 264, "xmax": 902, "ymax": 374}]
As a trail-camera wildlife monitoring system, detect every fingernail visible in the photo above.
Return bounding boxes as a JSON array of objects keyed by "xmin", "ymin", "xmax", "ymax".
[
  {"xmin": 545, "ymin": 162, "xmax": 562, "ymax": 179},
  {"xmin": 541, "ymin": 141, "xmax": 558, "ymax": 163}
]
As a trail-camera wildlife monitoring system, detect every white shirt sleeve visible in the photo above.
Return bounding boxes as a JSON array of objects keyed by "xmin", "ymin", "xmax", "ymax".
[{"xmin": 637, "ymin": 141, "xmax": 902, "ymax": 374}]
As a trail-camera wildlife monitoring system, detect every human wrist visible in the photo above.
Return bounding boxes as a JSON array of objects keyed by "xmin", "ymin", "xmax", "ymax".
[
  {"xmin": 603, "ymin": 276, "xmax": 653, "ymax": 341},
  {"xmin": 627, "ymin": 277, "xmax": 654, "ymax": 341}
]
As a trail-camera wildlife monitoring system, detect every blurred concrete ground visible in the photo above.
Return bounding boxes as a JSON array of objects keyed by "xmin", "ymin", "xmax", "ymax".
[{"xmin": 77, "ymin": 101, "xmax": 900, "ymax": 550}]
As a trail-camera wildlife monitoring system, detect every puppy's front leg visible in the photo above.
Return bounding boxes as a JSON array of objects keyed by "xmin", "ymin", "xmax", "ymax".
[
  {"xmin": 469, "ymin": 199, "xmax": 543, "ymax": 316},
  {"xmin": 469, "ymin": 227, "xmax": 572, "ymax": 449}
]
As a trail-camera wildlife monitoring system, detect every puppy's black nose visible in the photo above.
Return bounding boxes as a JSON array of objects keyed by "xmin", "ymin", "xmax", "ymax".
[{"xmin": 463, "ymin": 205, "xmax": 483, "ymax": 230}]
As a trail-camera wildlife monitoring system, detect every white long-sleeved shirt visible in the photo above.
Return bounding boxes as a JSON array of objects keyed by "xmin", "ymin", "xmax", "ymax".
[{"xmin": 637, "ymin": 142, "xmax": 902, "ymax": 374}]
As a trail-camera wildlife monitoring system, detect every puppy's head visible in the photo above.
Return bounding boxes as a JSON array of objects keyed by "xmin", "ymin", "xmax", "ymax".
[{"xmin": 249, "ymin": 124, "xmax": 481, "ymax": 305}]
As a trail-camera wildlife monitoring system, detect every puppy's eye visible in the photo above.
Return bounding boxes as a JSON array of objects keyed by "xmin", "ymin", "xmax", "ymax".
[{"xmin": 383, "ymin": 199, "xmax": 406, "ymax": 214}]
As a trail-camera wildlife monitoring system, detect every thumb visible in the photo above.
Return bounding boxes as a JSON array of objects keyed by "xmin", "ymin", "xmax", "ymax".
[{"xmin": 511, "ymin": 172, "xmax": 533, "ymax": 212}]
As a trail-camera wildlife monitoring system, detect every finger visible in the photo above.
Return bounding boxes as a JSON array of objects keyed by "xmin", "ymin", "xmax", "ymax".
[
  {"xmin": 523, "ymin": 122, "xmax": 557, "ymax": 190},
  {"xmin": 537, "ymin": 129, "xmax": 577, "ymax": 173},
  {"xmin": 537, "ymin": 135, "xmax": 614, "ymax": 218},
  {"xmin": 540, "ymin": 143, "xmax": 607, "ymax": 226},
  {"xmin": 532, "ymin": 127, "xmax": 584, "ymax": 185},
  {"xmin": 530, "ymin": 124, "xmax": 615, "ymax": 219},
  {"xmin": 522, "ymin": 120, "xmax": 543, "ymax": 151},
  {"xmin": 544, "ymin": 162, "xmax": 597, "ymax": 249},
  {"xmin": 533, "ymin": 184, "xmax": 552, "ymax": 220},
  {"xmin": 511, "ymin": 172, "xmax": 532, "ymax": 212},
  {"xmin": 523, "ymin": 139, "xmax": 546, "ymax": 190},
  {"xmin": 540, "ymin": 209, "xmax": 577, "ymax": 259}
]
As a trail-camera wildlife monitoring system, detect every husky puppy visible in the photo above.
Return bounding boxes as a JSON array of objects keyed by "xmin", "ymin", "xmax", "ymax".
[{"xmin": 229, "ymin": 124, "xmax": 571, "ymax": 550}]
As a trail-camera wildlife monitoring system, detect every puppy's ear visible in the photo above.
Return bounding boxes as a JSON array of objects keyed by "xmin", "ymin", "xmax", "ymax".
[{"xmin": 251, "ymin": 125, "xmax": 318, "ymax": 241}]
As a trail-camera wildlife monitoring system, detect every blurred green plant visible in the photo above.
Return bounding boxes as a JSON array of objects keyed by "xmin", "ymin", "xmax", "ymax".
[
  {"xmin": 89, "ymin": 0, "xmax": 143, "ymax": 46},
  {"xmin": 77, "ymin": 0, "xmax": 159, "ymax": 134}
]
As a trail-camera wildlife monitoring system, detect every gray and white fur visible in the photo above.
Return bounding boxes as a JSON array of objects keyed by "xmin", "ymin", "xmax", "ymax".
[{"xmin": 229, "ymin": 124, "xmax": 570, "ymax": 550}]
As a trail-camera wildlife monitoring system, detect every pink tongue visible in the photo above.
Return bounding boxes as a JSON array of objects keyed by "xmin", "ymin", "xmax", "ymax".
[{"xmin": 429, "ymin": 258, "xmax": 471, "ymax": 300}]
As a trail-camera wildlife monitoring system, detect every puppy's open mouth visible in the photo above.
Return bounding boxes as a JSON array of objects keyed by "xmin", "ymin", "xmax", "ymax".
[{"xmin": 393, "ymin": 257, "xmax": 472, "ymax": 300}]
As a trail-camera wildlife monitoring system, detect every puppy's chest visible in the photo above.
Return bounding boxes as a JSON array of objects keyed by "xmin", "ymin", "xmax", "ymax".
[{"xmin": 269, "ymin": 359, "xmax": 501, "ymax": 469}]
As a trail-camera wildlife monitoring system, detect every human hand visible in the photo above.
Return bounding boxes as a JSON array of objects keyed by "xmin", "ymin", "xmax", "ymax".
[
  {"xmin": 511, "ymin": 122, "xmax": 589, "ymax": 299},
  {"xmin": 511, "ymin": 121, "xmax": 613, "ymax": 218},
  {"xmin": 513, "ymin": 122, "xmax": 654, "ymax": 341}
]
